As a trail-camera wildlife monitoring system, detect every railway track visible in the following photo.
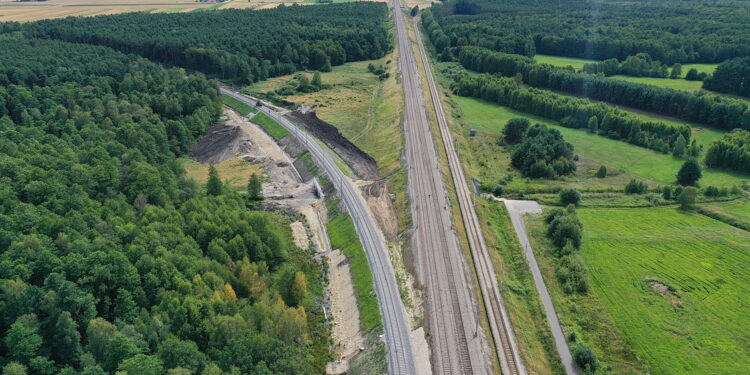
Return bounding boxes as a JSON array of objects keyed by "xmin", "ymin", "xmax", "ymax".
[
  {"xmin": 406, "ymin": 7, "xmax": 528, "ymax": 375},
  {"xmin": 393, "ymin": 2, "xmax": 491, "ymax": 374},
  {"xmin": 220, "ymin": 88, "xmax": 417, "ymax": 375}
]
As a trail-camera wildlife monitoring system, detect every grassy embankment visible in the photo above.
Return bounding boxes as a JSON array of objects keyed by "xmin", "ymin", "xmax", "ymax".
[
  {"xmin": 182, "ymin": 158, "xmax": 261, "ymax": 190},
  {"xmin": 571, "ymin": 208, "xmax": 750, "ymax": 374},
  {"xmin": 220, "ymin": 94, "xmax": 290, "ymax": 141},
  {"xmin": 221, "ymin": 93, "xmax": 258, "ymax": 115}
]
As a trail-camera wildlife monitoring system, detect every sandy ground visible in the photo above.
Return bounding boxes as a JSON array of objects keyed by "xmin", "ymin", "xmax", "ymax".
[
  {"xmin": 325, "ymin": 249, "xmax": 366, "ymax": 374},
  {"xmin": 290, "ymin": 221, "xmax": 309, "ymax": 250}
]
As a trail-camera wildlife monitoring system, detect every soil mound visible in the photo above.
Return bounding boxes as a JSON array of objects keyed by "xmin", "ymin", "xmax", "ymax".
[
  {"xmin": 288, "ymin": 110, "xmax": 379, "ymax": 180},
  {"xmin": 190, "ymin": 124, "xmax": 252, "ymax": 164}
]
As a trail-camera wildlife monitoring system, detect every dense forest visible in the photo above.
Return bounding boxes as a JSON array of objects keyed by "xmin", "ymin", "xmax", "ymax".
[
  {"xmin": 703, "ymin": 57, "xmax": 750, "ymax": 98},
  {"xmin": 705, "ymin": 130, "xmax": 750, "ymax": 173},
  {"xmin": 22, "ymin": 2, "xmax": 391, "ymax": 84},
  {"xmin": 0, "ymin": 38, "xmax": 326, "ymax": 374},
  {"xmin": 451, "ymin": 45, "xmax": 750, "ymax": 132},
  {"xmin": 425, "ymin": 0, "xmax": 750, "ymax": 64}
]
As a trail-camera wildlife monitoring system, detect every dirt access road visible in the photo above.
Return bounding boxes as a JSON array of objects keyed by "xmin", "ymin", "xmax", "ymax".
[
  {"xmin": 220, "ymin": 88, "xmax": 417, "ymax": 375},
  {"xmin": 394, "ymin": 3, "xmax": 493, "ymax": 375},
  {"xmin": 395, "ymin": 2, "xmax": 527, "ymax": 374},
  {"xmin": 503, "ymin": 200, "xmax": 578, "ymax": 375}
]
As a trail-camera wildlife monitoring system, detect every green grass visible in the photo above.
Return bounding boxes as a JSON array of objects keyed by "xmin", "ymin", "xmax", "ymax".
[
  {"xmin": 534, "ymin": 54, "xmax": 593, "ymax": 70},
  {"xmin": 576, "ymin": 207, "xmax": 750, "ymax": 375},
  {"xmin": 610, "ymin": 75, "xmax": 703, "ymax": 91},
  {"xmin": 454, "ymin": 96, "xmax": 749, "ymax": 188},
  {"xmin": 162, "ymin": 8, "xmax": 185, "ymax": 13},
  {"xmin": 701, "ymin": 199, "xmax": 750, "ymax": 224},
  {"xmin": 251, "ymin": 112, "xmax": 289, "ymax": 141},
  {"xmin": 681, "ymin": 63, "xmax": 718, "ymax": 77},
  {"xmin": 221, "ymin": 93, "xmax": 257, "ymax": 116},
  {"xmin": 327, "ymin": 213, "xmax": 382, "ymax": 333}
]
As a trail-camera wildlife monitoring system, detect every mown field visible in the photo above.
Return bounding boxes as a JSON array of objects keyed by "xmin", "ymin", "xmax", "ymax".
[
  {"xmin": 701, "ymin": 199, "xmax": 750, "ymax": 224},
  {"xmin": 454, "ymin": 96, "xmax": 749, "ymax": 189},
  {"xmin": 577, "ymin": 207, "xmax": 750, "ymax": 375}
]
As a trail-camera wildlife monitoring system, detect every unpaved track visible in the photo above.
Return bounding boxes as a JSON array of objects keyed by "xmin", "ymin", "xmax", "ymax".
[
  {"xmin": 220, "ymin": 88, "xmax": 417, "ymax": 375},
  {"xmin": 399, "ymin": 4, "xmax": 528, "ymax": 375},
  {"xmin": 503, "ymin": 200, "xmax": 578, "ymax": 375},
  {"xmin": 393, "ymin": 3, "xmax": 492, "ymax": 375}
]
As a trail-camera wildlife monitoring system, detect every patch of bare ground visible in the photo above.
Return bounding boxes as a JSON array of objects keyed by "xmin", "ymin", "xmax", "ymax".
[
  {"xmin": 326, "ymin": 249, "xmax": 366, "ymax": 374},
  {"xmin": 288, "ymin": 109, "xmax": 379, "ymax": 180},
  {"xmin": 189, "ymin": 124, "xmax": 252, "ymax": 164}
]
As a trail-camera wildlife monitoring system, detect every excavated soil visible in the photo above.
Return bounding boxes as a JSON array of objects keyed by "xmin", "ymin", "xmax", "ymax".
[
  {"xmin": 189, "ymin": 124, "xmax": 252, "ymax": 164},
  {"xmin": 359, "ymin": 180, "xmax": 399, "ymax": 241},
  {"xmin": 287, "ymin": 110, "xmax": 379, "ymax": 180}
]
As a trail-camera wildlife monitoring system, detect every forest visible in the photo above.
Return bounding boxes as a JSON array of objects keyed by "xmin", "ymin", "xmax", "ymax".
[
  {"xmin": 426, "ymin": 0, "xmax": 750, "ymax": 64},
  {"xmin": 22, "ymin": 2, "xmax": 391, "ymax": 84},
  {"xmin": 703, "ymin": 57, "xmax": 750, "ymax": 98},
  {"xmin": 0, "ymin": 38, "xmax": 326, "ymax": 375}
]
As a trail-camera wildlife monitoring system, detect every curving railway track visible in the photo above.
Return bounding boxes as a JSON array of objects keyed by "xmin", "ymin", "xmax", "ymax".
[{"xmin": 220, "ymin": 88, "xmax": 417, "ymax": 375}]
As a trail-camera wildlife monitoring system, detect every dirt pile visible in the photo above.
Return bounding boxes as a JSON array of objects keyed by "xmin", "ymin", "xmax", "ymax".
[
  {"xmin": 190, "ymin": 124, "xmax": 252, "ymax": 164},
  {"xmin": 287, "ymin": 110, "xmax": 379, "ymax": 180}
]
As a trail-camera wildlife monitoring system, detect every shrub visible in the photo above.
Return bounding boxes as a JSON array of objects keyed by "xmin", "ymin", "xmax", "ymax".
[
  {"xmin": 679, "ymin": 186, "xmax": 698, "ymax": 209},
  {"xmin": 662, "ymin": 186, "xmax": 672, "ymax": 200},
  {"xmin": 573, "ymin": 345, "xmax": 599, "ymax": 373},
  {"xmin": 624, "ymin": 179, "xmax": 647, "ymax": 194},
  {"xmin": 502, "ymin": 118, "xmax": 530, "ymax": 143},
  {"xmin": 704, "ymin": 186, "xmax": 720, "ymax": 197},
  {"xmin": 595, "ymin": 165, "xmax": 607, "ymax": 178},
  {"xmin": 556, "ymin": 255, "xmax": 589, "ymax": 294},
  {"xmin": 547, "ymin": 208, "xmax": 583, "ymax": 249},
  {"xmin": 559, "ymin": 188, "xmax": 582, "ymax": 206},
  {"xmin": 677, "ymin": 159, "xmax": 702, "ymax": 186}
]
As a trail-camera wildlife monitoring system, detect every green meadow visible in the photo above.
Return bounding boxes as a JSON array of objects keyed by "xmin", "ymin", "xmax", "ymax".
[
  {"xmin": 610, "ymin": 74, "xmax": 703, "ymax": 90},
  {"xmin": 454, "ymin": 96, "xmax": 749, "ymax": 187},
  {"xmin": 577, "ymin": 207, "xmax": 750, "ymax": 375},
  {"xmin": 534, "ymin": 54, "xmax": 592, "ymax": 70}
]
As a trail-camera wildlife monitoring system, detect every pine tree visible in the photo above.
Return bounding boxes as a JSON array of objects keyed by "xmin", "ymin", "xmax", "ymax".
[
  {"xmin": 247, "ymin": 173, "xmax": 263, "ymax": 201},
  {"xmin": 206, "ymin": 165, "xmax": 223, "ymax": 196},
  {"xmin": 672, "ymin": 134, "xmax": 686, "ymax": 157}
]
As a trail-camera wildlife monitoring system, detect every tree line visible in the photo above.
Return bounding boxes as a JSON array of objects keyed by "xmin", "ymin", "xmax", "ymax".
[
  {"xmin": 23, "ymin": 3, "xmax": 391, "ymax": 84},
  {"xmin": 454, "ymin": 46, "xmax": 750, "ymax": 132},
  {"xmin": 451, "ymin": 72, "xmax": 691, "ymax": 155},
  {"xmin": 703, "ymin": 57, "xmax": 750, "ymax": 98},
  {"xmin": 705, "ymin": 130, "xmax": 750, "ymax": 173},
  {"xmin": 425, "ymin": 0, "xmax": 750, "ymax": 64},
  {"xmin": 0, "ymin": 38, "xmax": 327, "ymax": 375}
]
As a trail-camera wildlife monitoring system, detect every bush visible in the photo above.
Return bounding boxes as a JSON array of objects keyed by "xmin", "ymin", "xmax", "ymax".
[
  {"xmin": 595, "ymin": 165, "xmax": 607, "ymax": 178},
  {"xmin": 662, "ymin": 186, "xmax": 672, "ymax": 200},
  {"xmin": 624, "ymin": 179, "xmax": 647, "ymax": 194},
  {"xmin": 677, "ymin": 159, "xmax": 702, "ymax": 186},
  {"xmin": 679, "ymin": 186, "xmax": 698, "ymax": 209},
  {"xmin": 559, "ymin": 188, "xmax": 582, "ymax": 206},
  {"xmin": 556, "ymin": 255, "xmax": 589, "ymax": 294},
  {"xmin": 573, "ymin": 345, "xmax": 600, "ymax": 373},
  {"xmin": 547, "ymin": 207, "xmax": 583, "ymax": 249},
  {"xmin": 704, "ymin": 186, "xmax": 720, "ymax": 197},
  {"xmin": 502, "ymin": 118, "xmax": 530, "ymax": 143}
]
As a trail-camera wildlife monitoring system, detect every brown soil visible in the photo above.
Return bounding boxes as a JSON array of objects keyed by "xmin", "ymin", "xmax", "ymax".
[
  {"xmin": 287, "ymin": 110, "xmax": 379, "ymax": 180},
  {"xmin": 359, "ymin": 180, "xmax": 399, "ymax": 241},
  {"xmin": 189, "ymin": 124, "xmax": 252, "ymax": 164}
]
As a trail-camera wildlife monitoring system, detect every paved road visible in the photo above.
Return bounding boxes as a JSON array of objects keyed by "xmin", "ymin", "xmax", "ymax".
[
  {"xmin": 503, "ymin": 200, "xmax": 578, "ymax": 375},
  {"xmin": 220, "ymin": 88, "xmax": 417, "ymax": 375},
  {"xmin": 393, "ymin": 4, "xmax": 495, "ymax": 375},
  {"xmin": 403, "ymin": 6, "xmax": 528, "ymax": 375}
]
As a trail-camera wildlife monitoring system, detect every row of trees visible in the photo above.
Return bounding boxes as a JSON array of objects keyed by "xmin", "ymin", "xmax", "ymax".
[
  {"xmin": 582, "ymin": 53, "xmax": 680, "ymax": 79},
  {"xmin": 451, "ymin": 73, "xmax": 690, "ymax": 154},
  {"xmin": 455, "ymin": 46, "xmax": 750, "ymax": 131},
  {"xmin": 705, "ymin": 130, "xmax": 750, "ymax": 173},
  {"xmin": 26, "ymin": 3, "xmax": 391, "ymax": 84},
  {"xmin": 0, "ymin": 38, "xmax": 326, "ymax": 374},
  {"xmin": 426, "ymin": 0, "xmax": 750, "ymax": 64}
]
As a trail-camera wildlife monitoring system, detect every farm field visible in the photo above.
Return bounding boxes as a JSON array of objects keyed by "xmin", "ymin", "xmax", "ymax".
[
  {"xmin": 576, "ymin": 207, "xmax": 750, "ymax": 375},
  {"xmin": 701, "ymin": 199, "xmax": 750, "ymax": 224},
  {"xmin": 454, "ymin": 96, "xmax": 749, "ymax": 188}
]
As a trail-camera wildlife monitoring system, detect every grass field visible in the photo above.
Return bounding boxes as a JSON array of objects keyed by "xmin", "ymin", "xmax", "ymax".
[
  {"xmin": 681, "ymin": 63, "xmax": 718, "ymax": 77},
  {"xmin": 160, "ymin": 7, "xmax": 185, "ymax": 13},
  {"xmin": 576, "ymin": 207, "xmax": 750, "ymax": 375},
  {"xmin": 250, "ymin": 112, "xmax": 289, "ymax": 141},
  {"xmin": 454, "ymin": 96, "xmax": 749, "ymax": 188},
  {"xmin": 327, "ymin": 212, "xmax": 382, "ymax": 333},
  {"xmin": 701, "ymin": 199, "xmax": 750, "ymax": 224},
  {"xmin": 610, "ymin": 75, "xmax": 703, "ymax": 91},
  {"xmin": 221, "ymin": 93, "xmax": 258, "ymax": 116},
  {"xmin": 248, "ymin": 44, "xmax": 403, "ymax": 178},
  {"xmin": 534, "ymin": 54, "xmax": 592, "ymax": 70},
  {"xmin": 182, "ymin": 157, "xmax": 260, "ymax": 189}
]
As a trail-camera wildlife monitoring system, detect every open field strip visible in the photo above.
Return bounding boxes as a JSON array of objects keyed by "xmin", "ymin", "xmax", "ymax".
[{"xmin": 455, "ymin": 96, "xmax": 749, "ymax": 188}]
